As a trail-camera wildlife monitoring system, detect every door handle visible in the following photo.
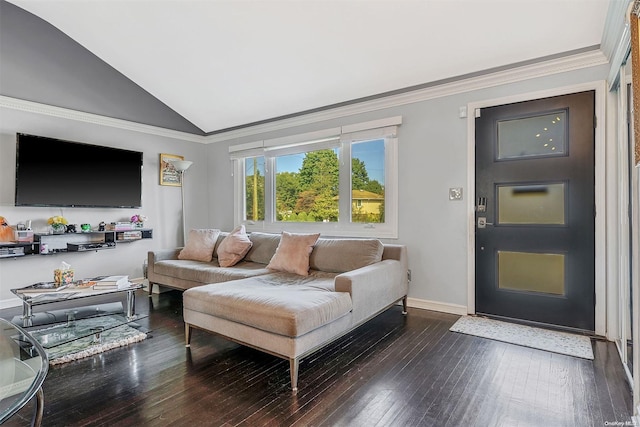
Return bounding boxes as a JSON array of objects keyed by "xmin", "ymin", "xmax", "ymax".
[{"xmin": 477, "ymin": 217, "xmax": 493, "ymax": 228}]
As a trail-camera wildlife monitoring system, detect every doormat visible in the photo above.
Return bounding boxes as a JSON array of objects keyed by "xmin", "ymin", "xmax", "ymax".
[
  {"xmin": 42, "ymin": 323, "xmax": 147, "ymax": 365},
  {"xmin": 450, "ymin": 316, "xmax": 593, "ymax": 360}
]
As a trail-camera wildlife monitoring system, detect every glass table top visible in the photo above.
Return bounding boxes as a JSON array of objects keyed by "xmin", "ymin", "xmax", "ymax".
[
  {"xmin": 11, "ymin": 281, "xmax": 143, "ymax": 306},
  {"xmin": 24, "ymin": 313, "xmax": 147, "ymax": 349},
  {"xmin": 0, "ymin": 318, "xmax": 48, "ymax": 424}
]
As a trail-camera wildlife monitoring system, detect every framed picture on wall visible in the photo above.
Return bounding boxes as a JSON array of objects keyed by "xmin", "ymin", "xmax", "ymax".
[{"xmin": 160, "ymin": 153, "xmax": 183, "ymax": 186}]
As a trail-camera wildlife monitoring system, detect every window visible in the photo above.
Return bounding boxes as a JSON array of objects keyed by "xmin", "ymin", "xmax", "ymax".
[{"xmin": 231, "ymin": 117, "xmax": 400, "ymax": 238}]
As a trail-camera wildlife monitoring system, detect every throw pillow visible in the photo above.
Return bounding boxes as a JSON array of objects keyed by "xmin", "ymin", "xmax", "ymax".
[
  {"xmin": 266, "ymin": 231, "xmax": 320, "ymax": 276},
  {"xmin": 217, "ymin": 225, "xmax": 253, "ymax": 267},
  {"xmin": 178, "ymin": 229, "xmax": 221, "ymax": 262}
]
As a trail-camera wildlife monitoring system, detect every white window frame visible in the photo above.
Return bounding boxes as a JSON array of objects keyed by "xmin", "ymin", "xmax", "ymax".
[{"xmin": 231, "ymin": 116, "xmax": 401, "ymax": 238}]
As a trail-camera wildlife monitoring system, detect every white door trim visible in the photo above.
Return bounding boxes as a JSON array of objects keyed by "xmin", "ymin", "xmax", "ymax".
[{"xmin": 466, "ymin": 80, "xmax": 607, "ymax": 336}]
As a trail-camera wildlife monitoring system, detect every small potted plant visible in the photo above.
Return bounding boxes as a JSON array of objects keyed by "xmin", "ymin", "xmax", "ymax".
[
  {"xmin": 47, "ymin": 216, "xmax": 68, "ymax": 234},
  {"xmin": 131, "ymin": 214, "xmax": 148, "ymax": 228}
]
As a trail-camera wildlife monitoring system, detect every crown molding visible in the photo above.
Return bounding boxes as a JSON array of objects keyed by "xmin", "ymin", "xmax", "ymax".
[
  {"xmin": 206, "ymin": 49, "xmax": 609, "ymax": 144},
  {"xmin": 0, "ymin": 96, "xmax": 208, "ymax": 143},
  {"xmin": 1, "ymin": 49, "xmax": 608, "ymax": 145}
]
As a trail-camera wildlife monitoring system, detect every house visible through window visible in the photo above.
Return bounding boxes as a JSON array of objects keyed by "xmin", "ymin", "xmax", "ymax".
[{"xmin": 231, "ymin": 117, "xmax": 400, "ymax": 238}]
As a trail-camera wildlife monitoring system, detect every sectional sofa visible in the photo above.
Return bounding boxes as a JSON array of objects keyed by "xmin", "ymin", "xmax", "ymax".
[{"xmin": 147, "ymin": 230, "xmax": 408, "ymax": 391}]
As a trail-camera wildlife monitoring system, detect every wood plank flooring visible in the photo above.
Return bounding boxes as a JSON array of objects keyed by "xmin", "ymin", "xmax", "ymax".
[{"xmin": 2, "ymin": 290, "xmax": 633, "ymax": 426}]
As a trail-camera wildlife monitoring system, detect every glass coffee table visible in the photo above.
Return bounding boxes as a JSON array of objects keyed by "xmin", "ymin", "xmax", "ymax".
[
  {"xmin": 11, "ymin": 281, "xmax": 143, "ymax": 327},
  {"xmin": 0, "ymin": 318, "xmax": 48, "ymax": 426}
]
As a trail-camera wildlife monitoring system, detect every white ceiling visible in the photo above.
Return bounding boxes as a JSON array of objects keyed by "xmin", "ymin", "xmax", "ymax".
[{"xmin": 6, "ymin": 0, "xmax": 611, "ymax": 134}]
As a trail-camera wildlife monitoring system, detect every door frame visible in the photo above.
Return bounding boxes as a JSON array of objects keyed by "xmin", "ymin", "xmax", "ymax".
[{"xmin": 466, "ymin": 80, "xmax": 608, "ymax": 337}]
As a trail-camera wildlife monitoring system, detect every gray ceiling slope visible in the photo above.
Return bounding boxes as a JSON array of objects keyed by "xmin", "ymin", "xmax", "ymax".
[
  {"xmin": 2, "ymin": 0, "xmax": 612, "ymax": 135},
  {"xmin": 0, "ymin": 0, "xmax": 204, "ymax": 135}
]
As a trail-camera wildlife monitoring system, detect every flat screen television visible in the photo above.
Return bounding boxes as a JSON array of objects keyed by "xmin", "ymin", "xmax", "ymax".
[{"xmin": 15, "ymin": 133, "xmax": 143, "ymax": 208}]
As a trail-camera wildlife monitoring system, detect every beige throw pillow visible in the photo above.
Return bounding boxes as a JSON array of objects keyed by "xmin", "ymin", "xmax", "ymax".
[
  {"xmin": 178, "ymin": 229, "xmax": 221, "ymax": 262},
  {"xmin": 267, "ymin": 231, "xmax": 320, "ymax": 276},
  {"xmin": 217, "ymin": 225, "xmax": 253, "ymax": 267}
]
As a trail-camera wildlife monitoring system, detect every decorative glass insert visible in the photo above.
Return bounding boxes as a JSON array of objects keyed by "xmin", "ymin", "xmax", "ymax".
[
  {"xmin": 497, "ymin": 111, "xmax": 567, "ymax": 160},
  {"xmin": 498, "ymin": 251, "xmax": 565, "ymax": 295},
  {"xmin": 497, "ymin": 183, "xmax": 565, "ymax": 225}
]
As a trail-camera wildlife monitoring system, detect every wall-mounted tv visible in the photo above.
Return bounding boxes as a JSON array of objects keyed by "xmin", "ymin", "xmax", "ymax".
[{"xmin": 15, "ymin": 133, "xmax": 143, "ymax": 208}]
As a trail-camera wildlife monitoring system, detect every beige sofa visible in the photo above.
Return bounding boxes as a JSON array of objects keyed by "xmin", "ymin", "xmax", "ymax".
[{"xmin": 147, "ymin": 232, "xmax": 408, "ymax": 391}]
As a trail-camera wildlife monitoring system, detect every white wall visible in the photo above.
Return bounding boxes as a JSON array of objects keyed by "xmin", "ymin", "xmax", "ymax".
[
  {"xmin": 0, "ymin": 108, "xmax": 209, "ymax": 307},
  {"xmin": 0, "ymin": 61, "xmax": 613, "ymax": 313},
  {"xmin": 207, "ymin": 63, "xmax": 611, "ymax": 310}
]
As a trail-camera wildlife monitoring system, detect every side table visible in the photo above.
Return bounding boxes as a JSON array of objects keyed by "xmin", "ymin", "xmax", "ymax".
[{"xmin": 0, "ymin": 318, "xmax": 48, "ymax": 426}]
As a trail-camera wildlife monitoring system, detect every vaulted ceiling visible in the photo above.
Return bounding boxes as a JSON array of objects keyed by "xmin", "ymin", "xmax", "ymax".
[{"xmin": 5, "ymin": 0, "xmax": 612, "ymax": 134}]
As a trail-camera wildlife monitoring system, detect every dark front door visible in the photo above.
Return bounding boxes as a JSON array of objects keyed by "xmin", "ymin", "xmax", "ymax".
[{"xmin": 475, "ymin": 91, "xmax": 595, "ymax": 331}]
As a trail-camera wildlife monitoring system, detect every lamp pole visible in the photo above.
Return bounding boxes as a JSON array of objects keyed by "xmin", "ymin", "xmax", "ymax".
[{"xmin": 168, "ymin": 160, "xmax": 193, "ymax": 245}]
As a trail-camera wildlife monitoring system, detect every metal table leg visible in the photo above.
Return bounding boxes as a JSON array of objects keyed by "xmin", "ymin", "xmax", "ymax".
[
  {"xmin": 22, "ymin": 300, "xmax": 33, "ymax": 327},
  {"xmin": 32, "ymin": 387, "xmax": 44, "ymax": 427},
  {"xmin": 126, "ymin": 289, "xmax": 136, "ymax": 320}
]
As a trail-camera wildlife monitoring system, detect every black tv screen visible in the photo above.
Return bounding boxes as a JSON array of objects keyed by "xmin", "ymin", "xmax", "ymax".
[{"xmin": 15, "ymin": 133, "xmax": 143, "ymax": 208}]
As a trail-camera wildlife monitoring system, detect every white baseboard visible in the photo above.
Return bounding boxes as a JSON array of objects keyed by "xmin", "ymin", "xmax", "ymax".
[
  {"xmin": 0, "ymin": 298, "xmax": 21, "ymax": 310},
  {"xmin": 2, "ymin": 292, "xmax": 468, "ymax": 316},
  {"xmin": 407, "ymin": 297, "xmax": 468, "ymax": 316}
]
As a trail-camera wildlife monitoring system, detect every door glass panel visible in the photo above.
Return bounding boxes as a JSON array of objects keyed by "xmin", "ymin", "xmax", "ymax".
[
  {"xmin": 498, "ymin": 251, "xmax": 565, "ymax": 295},
  {"xmin": 498, "ymin": 183, "xmax": 565, "ymax": 225},
  {"xmin": 497, "ymin": 111, "xmax": 566, "ymax": 160}
]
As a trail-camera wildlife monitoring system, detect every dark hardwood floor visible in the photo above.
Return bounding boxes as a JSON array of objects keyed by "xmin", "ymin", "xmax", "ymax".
[{"xmin": 2, "ymin": 290, "xmax": 633, "ymax": 426}]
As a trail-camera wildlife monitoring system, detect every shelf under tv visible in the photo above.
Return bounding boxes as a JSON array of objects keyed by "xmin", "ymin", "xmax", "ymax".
[{"xmin": 0, "ymin": 229, "xmax": 152, "ymax": 260}]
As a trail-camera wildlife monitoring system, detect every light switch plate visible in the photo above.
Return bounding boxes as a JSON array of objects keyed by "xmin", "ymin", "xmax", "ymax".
[{"xmin": 449, "ymin": 187, "xmax": 463, "ymax": 200}]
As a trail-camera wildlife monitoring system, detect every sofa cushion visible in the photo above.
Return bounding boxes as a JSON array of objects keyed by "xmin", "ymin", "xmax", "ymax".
[
  {"xmin": 217, "ymin": 225, "xmax": 253, "ymax": 267},
  {"xmin": 245, "ymin": 232, "xmax": 281, "ymax": 264},
  {"xmin": 309, "ymin": 238, "xmax": 384, "ymax": 273},
  {"xmin": 178, "ymin": 229, "xmax": 221, "ymax": 262},
  {"xmin": 212, "ymin": 232, "xmax": 229, "ymax": 259},
  {"xmin": 154, "ymin": 259, "xmax": 269, "ymax": 284},
  {"xmin": 267, "ymin": 232, "xmax": 320, "ymax": 276},
  {"xmin": 183, "ymin": 272, "xmax": 352, "ymax": 337}
]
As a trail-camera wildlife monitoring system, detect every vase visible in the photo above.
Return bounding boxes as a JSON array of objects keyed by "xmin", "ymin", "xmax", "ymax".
[
  {"xmin": 134, "ymin": 222, "xmax": 144, "ymax": 229},
  {"xmin": 51, "ymin": 223, "xmax": 66, "ymax": 234}
]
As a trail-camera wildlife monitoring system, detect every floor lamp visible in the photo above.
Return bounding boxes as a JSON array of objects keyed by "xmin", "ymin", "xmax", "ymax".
[{"xmin": 169, "ymin": 159, "xmax": 193, "ymax": 245}]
